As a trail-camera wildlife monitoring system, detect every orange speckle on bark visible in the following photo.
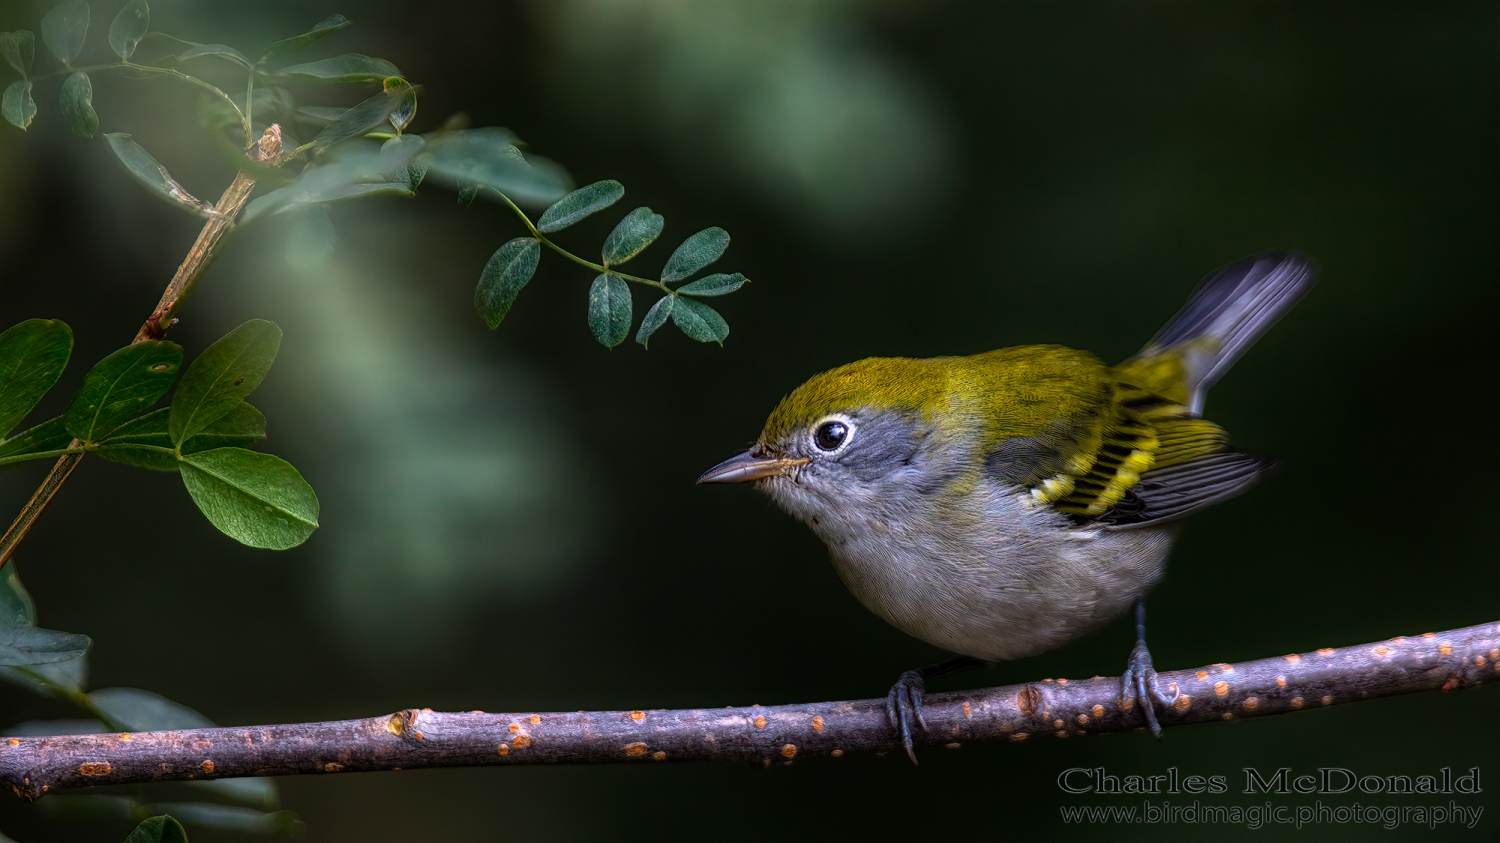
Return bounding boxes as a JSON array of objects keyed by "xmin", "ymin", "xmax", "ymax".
[
  {"xmin": 6, "ymin": 739, "xmax": 16, "ymax": 747},
  {"xmin": 1091, "ymin": 704, "xmax": 1105, "ymax": 718},
  {"xmin": 200, "ymin": 760, "xmax": 215, "ymax": 774},
  {"xmin": 1214, "ymin": 681, "xmax": 1229, "ymax": 697},
  {"xmin": 754, "ymin": 716, "xmax": 767, "ymax": 729},
  {"xmin": 1196, "ymin": 670, "xmax": 1208, "ymax": 680},
  {"xmin": 963, "ymin": 701, "xmax": 973, "ymax": 718},
  {"xmin": 512, "ymin": 735, "xmax": 532, "ymax": 749},
  {"xmin": 1316, "ymin": 648, "xmax": 1334, "ymax": 656},
  {"xmin": 781, "ymin": 744, "xmax": 797, "ymax": 758},
  {"xmin": 1284, "ymin": 654, "xmax": 1300, "ymax": 664},
  {"xmin": 529, "ymin": 715, "xmax": 541, "ymax": 725},
  {"xmin": 1173, "ymin": 695, "xmax": 1192, "ymax": 711},
  {"xmin": 1290, "ymin": 697, "xmax": 1304, "ymax": 709},
  {"xmin": 652, "ymin": 751, "xmax": 666, "ymax": 761},
  {"xmin": 1244, "ymin": 696, "xmax": 1259, "ymax": 711},
  {"xmin": 1440, "ymin": 643, "xmax": 1453, "ymax": 656},
  {"xmin": 831, "ymin": 749, "xmax": 844, "ymax": 757},
  {"xmin": 812, "ymin": 716, "xmax": 824, "ymax": 732},
  {"xmin": 79, "ymin": 762, "xmax": 110, "ymax": 776},
  {"xmin": 509, "ymin": 723, "xmax": 521, "ymax": 734},
  {"xmin": 630, "ymin": 711, "xmax": 645, "ymax": 722},
  {"xmin": 497, "ymin": 744, "xmax": 509, "ymax": 756},
  {"xmin": 625, "ymin": 742, "xmax": 648, "ymax": 757}
]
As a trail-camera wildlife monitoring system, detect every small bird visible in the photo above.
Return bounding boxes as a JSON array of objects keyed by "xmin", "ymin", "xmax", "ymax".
[{"xmin": 699, "ymin": 252, "xmax": 1315, "ymax": 761}]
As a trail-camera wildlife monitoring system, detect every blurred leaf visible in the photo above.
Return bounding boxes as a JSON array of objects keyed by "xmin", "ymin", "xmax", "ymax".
[
  {"xmin": 587, "ymin": 274, "xmax": 632, "ymax": 348},
  {"xmin": 245, "ymin": 85, "xmax": 294, "ymax": 122},
  {"xmin": 537, "ymin": 179, "xmax": 623, "ymax": 233},
  {"xmin": 104, "ymin": 134, "xmax": 216, "ymax": 218},
  {"xmin": 176, "ymin": 43, "xmax": 252, "ymax": 69},
  {"xmin": 0, "ymin": 31, "xmax": 35, "ymax": 76},
  {"xmin": 64, "ymin": 341, "xmax": 181, "ymax": 442},
  {"xmin": 260, "ymin": 14, "xmax": 350, "ymax": 62},
  {"xmin": 0, "ymin": 564, "xmax": 87, "ymax": 692},
  {"xmin": 3, "ymin": 718, "xmax": 106, "ymax": 736},
  {"xmin": 457, "ymin": 183, "xmax": 478, "ymax": 205},
  {"xmin": 0, "ymin": 566, "xmax": 90, "ymax": 667},
  {"xmin": 278, "ymin": 53, "xmax": 399, "ymax": 83},
  {"xmin": 0, "ymin": 319, "xmax": 72, "ymax": 437},
  {"xmin": 40, "ymin": 794, "xmax": 137, "ymax": 822},
  {"xmin": 169, "ymin": 320, "xmax": 280, "ymax": 445},
  {"xmin": 293, "ymin": 105, "xmax": 347, "ymax": 127},
  {"xmin": 383, "ymin": 76, "xmax": 416, "ymax": 133},
  {"xmin": 242, "ymin": 142, "xmax": 412, "ymax": 222},
  {"xmin": 144, "ymin": 803, "xmax": 301, "ymax": 836},
  {"xmin": 380, "ymin": 133, "xmax": 425, "ymax": 190},
  {"xmin": 661, "ymin": 227, "xmax": 729, "ymax": 282},
  {"xmin": 123, "ymin": 815, "xmax": 188, "ymax": 843},
  {"xmin": 309, "ymin": 85, "xmax": 409, "ymax": 151},
  {"xmin": 179, "ymin": 447, "xmax": 319, "ymax": 549},
  {"xmin": 601, "ymin": 206, "xmax": 663, "ymax": 266},
  {"xmin": 89, "ymin": 687, "xmax": 214, "ymax": 731},
  {"xmin": 59, "ymin": 71, "xmax": 97, "ymax": 137},
  {"xmin": 0, "ymin": 627, "xmax": 90, "ymax": 666},
  {"xmin": 635, "ymin": 295, "xmax": 674, "ymax": 348},
  {"xmin": 0, "ymin": 417, "xmax": 72, "ymax": 464},
  {"xmin": 96, "ymin": 403, "xmax": 266, "ymax": 471},
  {"xmin": 186, "ymin": 776, "xmax": 279, "ymax": 810},
  {"xmin": 107, "ymin": 0, "xmax": 149, "ymax": 60},
  {"xmin": 418, "ymin": 127, "xmax": 571, "ymax": 206},
  {"xmin": 130, "ymin": 31, "xmax": 191, "ymax": 66},
  {"xmin": 474, "ymin": 237, "xmax": 540, "ymax": 329},
  {"xmin": 40, "ymin": 0, "xmax": 89, "ymax": 66},
  {"xmin": 675, "ymin": 272, "xmax": 746, "ymax": 297},
  {"xmin": 670, "ymin": 296, "xmax": 729, "ymax": 344},
  {"xmin": 1, "ymin": 80, "xmax": 35, "ymax": 130}
]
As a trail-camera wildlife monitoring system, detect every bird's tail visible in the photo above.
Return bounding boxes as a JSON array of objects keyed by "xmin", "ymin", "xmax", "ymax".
[{"xmin": 1122, "ymin": 251, "xmax": 1316, "ymax": 415}]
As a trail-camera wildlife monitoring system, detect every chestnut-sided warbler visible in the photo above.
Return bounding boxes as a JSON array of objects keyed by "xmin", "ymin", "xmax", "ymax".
[{"xmin": 700, "ymin": 252, "xmax": 1315, "ymax": 761}]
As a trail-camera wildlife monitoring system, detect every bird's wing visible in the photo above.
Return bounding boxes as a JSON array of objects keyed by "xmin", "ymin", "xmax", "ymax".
[{"xmin": 987, "ymin": 376, "xmax": 1271, "ymax": 525}]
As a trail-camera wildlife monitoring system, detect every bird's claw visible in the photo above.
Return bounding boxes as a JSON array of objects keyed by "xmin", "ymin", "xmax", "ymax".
[
  {"xmin": 885, "ymin": 669, "xmax": 929, "ymax": 764},
  {"xmin": 1121, "ymin": 639, "xmax": 1177, "ymax": 738}
]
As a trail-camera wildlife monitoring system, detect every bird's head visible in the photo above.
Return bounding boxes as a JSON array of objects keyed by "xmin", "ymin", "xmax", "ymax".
[{"xmin": 698, "ymin": 357, "xmax": 968, "ymax": 530}]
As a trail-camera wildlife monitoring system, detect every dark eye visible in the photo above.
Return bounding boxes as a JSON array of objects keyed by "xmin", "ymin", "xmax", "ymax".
[{"xmin": 815, "ymin": 421, "xmax": 848, "ymax": 451}]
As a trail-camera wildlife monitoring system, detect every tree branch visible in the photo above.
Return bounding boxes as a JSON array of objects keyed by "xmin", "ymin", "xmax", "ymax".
[
  {"xmin": 0, "ymin": 127, "xmax": 283, "ymax": 570},
  {"xmin": 2, "ymin": 622, "xmax": 1494, "ymax": 800}
]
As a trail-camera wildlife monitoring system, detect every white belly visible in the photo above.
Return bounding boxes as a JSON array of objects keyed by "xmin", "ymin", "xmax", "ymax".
[{"xmin": 817, "ymin": 487, "xmax": 1178, "ymax": 661}]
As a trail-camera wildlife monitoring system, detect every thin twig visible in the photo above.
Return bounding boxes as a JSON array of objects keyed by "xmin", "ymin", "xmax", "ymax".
[
  {"xmin": 1, "ymin": 621, "xmax": 1493, "ymax": 801},
  {"xmin": 0, "ymin": 127, "xmax": 284, "ymax": 569}
]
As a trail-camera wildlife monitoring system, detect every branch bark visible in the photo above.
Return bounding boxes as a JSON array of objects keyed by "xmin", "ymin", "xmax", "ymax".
[
  {"xmin": 2, "ymin": 621, "xmax": 1494, "ymax": 801},
  {"xmin": 0, "ymin": 127, "xmax": 282, "ymax": 569}
]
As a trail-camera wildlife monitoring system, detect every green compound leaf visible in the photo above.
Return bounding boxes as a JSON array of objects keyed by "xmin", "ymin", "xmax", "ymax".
[
  {"xmin": 278, "ymin": 53, "xmax": 401, "ymax": 83},
  {"xmin": 0, "ymin": 564, "xmax": 90, "ymax": 668},
  {"xmin": 2, "ymin": 81, "xmax": 36, "ymax": 130},
  {"xmin": 108, "ymin": 0, "xmax": 149, "ymax": 60},
  {"xmin": 123, "ymin": 815, "xmax": 189, "ymax": 843},
  {"xmin": 587, "ymin": 274, "xmax": 632, "ymax": 348},
  {"xmin": 661, "ymin": 226, "xmax": 729, "ymax": 282},
  {"xmin": 179, "ymin": 447, "xmax": 319, "ymax": 550},
  {"xmin": 384, "ymin": 76, "xmax": 416, "ymax": 133},
  {"xmin": 474, "ymin": 237, "xmax": 540, "ymax": 329},
  {"xmin": 96, "ymin": 403, "xmax": 265, "ymax": 472},
  {"xmin": 59, "ymin": 71, "xmax": 97, "ymax": 137},
  {"xmin": 602, "ymin": 206, "xmax": 664, "ymax": 266},
  {"xmin": 635, "ymin": 295, "xmax": 675, "ymax": 348},
  {"xmin": 670, "ymin": 296, "xmax": 729, "ymax": 344},
  {"xmin": 675, "ymin": 272, "xmax": 746, "ymax": 297},
  {"xmin": 261, "ymin": 14, "xmax": 351, "ymax": 62},
  {"xmin": 169, "ymin": 320, "xmax": 281, "ymax": 445},
  {"xmin": 0, "ymin": 417, "xmax": 71, "ymax": 465},
  {"xmin": 0, "ymin": 31, "xmax": 36, "ymax": 76},
  {"xmin": 40, "ymin": 1, "xmax": 89, "ymax": 66},
  {"xmin": 0, "ymin": 319, "xmax": 72, "ymax": 437},
  {"xmin": 537, "ymin": 179, "xmax": 623, "ymax": 233},
  {"xmin": 310, "ymin": 85, "xmax": 410, "ymax": 152},
  {"xmin": 176, "ymin": 42, "xmax": 253, "ymax": 69},
  {"xmin": 64, "ymin": 341, "xmax": 182, "ymax": 443},
  {"xmin": 103, "ymin": 134, "xmax": 215, "ymax": 218},
  {"xmin": 418, "ymin": 127, "xmax": 571, "ymax": 206}
]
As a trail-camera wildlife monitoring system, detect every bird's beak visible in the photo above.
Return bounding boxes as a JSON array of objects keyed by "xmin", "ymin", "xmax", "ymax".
[{"xmin": 697, "ymin": 448, "xmax": 809, "ymax": 484}]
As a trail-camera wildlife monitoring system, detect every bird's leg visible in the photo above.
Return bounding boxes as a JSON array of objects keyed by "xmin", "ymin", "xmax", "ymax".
[
  {"xmin": 885, "ymin": 655, "xmax": 985, "ymax": 764},
  {"xmin": 1120, "ymin": 600, "xmax": 1178, "ymax": 738}
]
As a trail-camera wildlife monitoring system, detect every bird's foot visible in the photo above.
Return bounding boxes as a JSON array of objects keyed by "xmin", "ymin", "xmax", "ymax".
[
  {"xmin": 886, "ymin": 668, "xmax": 929, "ymax": 765},
  {"xmin": 1120, "ymin": 639, "xmax": 1178, "ymax": 738}
]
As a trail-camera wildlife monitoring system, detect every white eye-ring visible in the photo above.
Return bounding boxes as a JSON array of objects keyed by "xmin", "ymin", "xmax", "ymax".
[{"xmin": 811, "ymin": 414, "xmax": 856, "ymax": 454}]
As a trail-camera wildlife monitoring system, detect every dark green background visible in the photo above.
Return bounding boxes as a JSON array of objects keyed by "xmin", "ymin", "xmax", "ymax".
[{"xmin": 0, "ymin": 1, "xmax": 1495, "ymax": 841}]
